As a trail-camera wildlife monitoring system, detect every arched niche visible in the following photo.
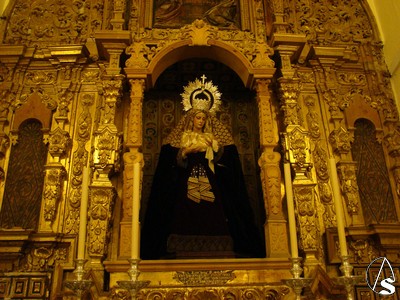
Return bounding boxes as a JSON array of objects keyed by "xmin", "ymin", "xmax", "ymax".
[
  {"xmin": 123, "ymin": 40, "xmax": 284, "ymax": 260},
  {"xmin": 0, "ymin": 119, "xmax": 48, "ymax": 230},
  {"xmin": 140, "ymin": 58, "xmax": 266, "ymax": 259},
  {"xmin": 351, "ymin": 118, "xmax": 397, "ymax": 224}
]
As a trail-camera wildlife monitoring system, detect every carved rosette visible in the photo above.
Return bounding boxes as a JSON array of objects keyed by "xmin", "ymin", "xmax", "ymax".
[
  {"xmin": 88, "ymin": 187, "xmax": 116, "ymax": 261},
  {"xmin": 278, "ymin": 79, "xmax": 301, "ymax": 126},
  {"xmin": 337, "ymin": 163, "xmax": 360, "ymax": 216},
  {"xmin": 42, "ymin": 166, "xmax": 66, "ymax": 226}
]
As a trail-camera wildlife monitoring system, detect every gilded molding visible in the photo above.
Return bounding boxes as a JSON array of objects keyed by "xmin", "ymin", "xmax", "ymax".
[
  {"xmin": 109, "ymin": 285, "xmax": 290, "ymax": 300},
  {"xmin": 65, "ymin": 93, "xmax": 94, "ymax": 234},
  {"xmin": 304, "ymin": 96, "xmax": 335, "ymax": 226},
  {"xmin": 125, "ymin": 20, "xmax": 274, "ymax": 72}
]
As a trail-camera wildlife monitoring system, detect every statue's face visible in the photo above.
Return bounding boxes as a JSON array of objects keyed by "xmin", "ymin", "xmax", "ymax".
[{"xmin": 193, "ymin": 112, "xmax": 207, "ymax": 132}]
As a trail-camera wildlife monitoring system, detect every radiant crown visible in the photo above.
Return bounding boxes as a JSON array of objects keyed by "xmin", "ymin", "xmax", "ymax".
[{"xmin": 181, "ymin": 75, "xmax": 222, "ymax": 114}]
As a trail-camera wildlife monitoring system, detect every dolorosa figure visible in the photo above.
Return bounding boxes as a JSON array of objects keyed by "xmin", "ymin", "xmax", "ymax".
[{"xmin": 141, "ymin": 77, "xmax": 265, "ymax": 259}]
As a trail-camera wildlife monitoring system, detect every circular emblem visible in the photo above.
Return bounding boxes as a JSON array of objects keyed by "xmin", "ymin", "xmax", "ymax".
[{"xmin": 366, "ymin": 257, "xmax": 396, "ymax": 295}]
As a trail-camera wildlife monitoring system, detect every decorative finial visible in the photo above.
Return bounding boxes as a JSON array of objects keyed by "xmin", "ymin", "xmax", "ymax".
[{"xmin": 181, "ymin": 75, "xmax": 222, "ymax": 114}]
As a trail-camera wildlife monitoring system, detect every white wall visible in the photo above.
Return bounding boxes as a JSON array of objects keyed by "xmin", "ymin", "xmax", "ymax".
[
  {"xmin": 0, "ymin": 0, "xmax": 10, "ymax": 16},
  {"xmin": 367, "ymin": 0, "xmax": 400, "ymax": 110}
]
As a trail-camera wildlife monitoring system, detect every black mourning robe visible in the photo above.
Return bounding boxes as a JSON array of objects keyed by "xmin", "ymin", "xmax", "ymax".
[{"xmin": 140, "ymin": 143, "xmax": 265, "ymax": 259}]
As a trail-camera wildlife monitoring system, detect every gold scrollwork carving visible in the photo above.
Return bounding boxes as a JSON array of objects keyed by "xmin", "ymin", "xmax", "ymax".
[
  {"xmin": 279, "ymin": 80, "xmax": 302, "ymax": 126},
  {"xmin": 65, "ymin": 94, "xmax": 93, "ymax": 234},
  {"xmin": 42, "ymin": 167, "xmax": 66, "ymax": 223},
  {"xmin": 18, "ymin": 246, "xmax": 68, "ymax": 272},
  {"xmin": 48, "ymin": 127, "xmax": 71, "ymax": 158},
  {"xmin": 132, "ymin": 286, "xmax": 289, "ymax": 300},
  {"xmin": 329, "ymin": 127, "xmax": 352, "ymax": 155},
  {"xmin": 294, "ymin": 185, "xmax": 318, "ymax": 252},
  {"xmin": 337, "ymin": 163, "xmax": 360, "ymax": 216},
  {"xmin": 283, "ymin": 126, "xmax": 311, "ymax": 173},
  {"xmin": 88, "ymin": 187, "xmax": 116, "ymax": 258}
]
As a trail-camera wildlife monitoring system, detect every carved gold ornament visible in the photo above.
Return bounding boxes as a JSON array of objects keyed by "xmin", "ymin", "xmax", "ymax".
[{"xmin": 181, "ymin": 75, "xmax": 222, "ymax": 114}]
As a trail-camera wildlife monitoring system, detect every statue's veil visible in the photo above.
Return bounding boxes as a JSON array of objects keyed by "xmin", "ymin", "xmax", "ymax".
[{"xmin": 162, "ymin": 112, "xmax": 235, "ymax": 147}]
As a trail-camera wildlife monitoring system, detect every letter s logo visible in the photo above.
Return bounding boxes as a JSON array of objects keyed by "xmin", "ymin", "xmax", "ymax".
[{"xmin": 379, "ymin": 278, "xmax": 396, "ymax": 295}]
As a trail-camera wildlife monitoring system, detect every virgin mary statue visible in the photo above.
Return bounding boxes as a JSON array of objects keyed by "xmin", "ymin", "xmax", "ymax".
[{"xmin": 141, "ymin": 76, "xmax": 265, "ymax": 259}]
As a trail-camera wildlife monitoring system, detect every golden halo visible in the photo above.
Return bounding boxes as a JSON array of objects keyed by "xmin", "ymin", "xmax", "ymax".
[{"xmin": 181, "ymin": 75, "xmax": 222, "ymax": 114}]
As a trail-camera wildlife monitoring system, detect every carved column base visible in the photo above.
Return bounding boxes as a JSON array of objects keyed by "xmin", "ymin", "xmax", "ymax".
[{"xmin": 264, "ymin": 220, "xmax": 289, "ymax": 258}]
